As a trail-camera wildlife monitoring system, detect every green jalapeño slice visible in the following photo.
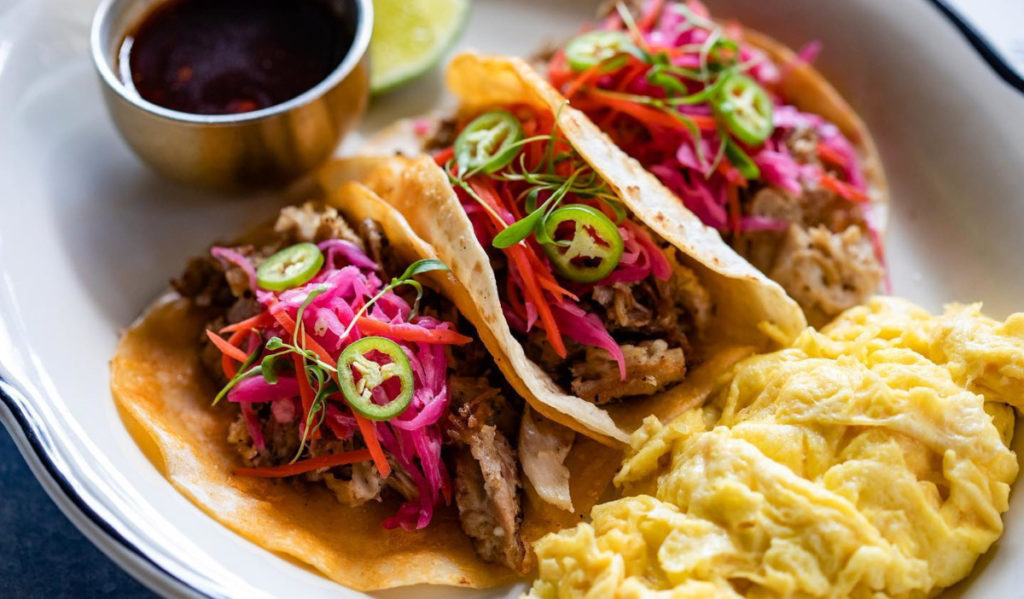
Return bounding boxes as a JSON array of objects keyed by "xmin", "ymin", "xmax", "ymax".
[
  {"xmin": 542, "ymin": 204, "xmax": 624, "ymax": 283},
  {"xmin": 454, "ymin": 110, "xmax": 525, "ymax": 175},
  {"xmin": 337, "ymin": 336, "xmax": 414, "ymax": 421},
  {"xmin": 564, "ymin": 30, "xmax": 639, "ymax": 73},
  {"xmin": 714, "ymin": 74, "xmax": 774, "ymax": 146},
  {"xmin": 256, "ymin": 243, "xmax": 325, "ymax": 291}
]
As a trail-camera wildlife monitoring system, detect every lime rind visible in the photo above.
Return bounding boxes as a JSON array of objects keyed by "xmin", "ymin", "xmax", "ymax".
[{"xmin": 370, "ymin": 0, "xmax": 471, "ymax": 95}]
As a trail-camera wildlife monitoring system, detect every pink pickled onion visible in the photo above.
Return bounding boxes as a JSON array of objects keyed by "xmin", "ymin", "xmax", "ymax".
[
  {"xmin": 211, "ymin": 247, "xmax": 257, "ymax": 294},
  {"xmin": 240, "ymin": 402, "xmax": 265, "ymax": 452},
  {"xmin": 271, "ymin": 397, "xmax": 298, "ymax": 423},
  {"xmin": 551, "ymin": 302, "xmax": 626, "ymax": 379},
  {"xmin": 318, "ymin": 239, "xmax": 378, "ymax": 270},
  {"xmin": 738, "ymin": 216, "xmax": 790, "ymax": 232},
  {"xmin": 228, "ymin": 376, "xmax": 300, "ymax": 404},
  {"xmin": 753, "ymin": 150, "xmax": 802, "ymax": 196}
]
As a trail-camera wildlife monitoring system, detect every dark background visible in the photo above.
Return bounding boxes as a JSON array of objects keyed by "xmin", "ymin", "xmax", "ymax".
[{"xmin": 0, "ymin": 428, "xmax": 154, "ymax": 598}]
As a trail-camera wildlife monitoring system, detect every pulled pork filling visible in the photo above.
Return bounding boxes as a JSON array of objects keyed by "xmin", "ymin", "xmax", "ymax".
[
  {"xmin": 731, "ymin": 125, "xmax": 883, "ymax": 326},
  {"xmin": 173, "ymin": 204, "xmax": 531, "ymax": 573},
  {"xmin": 520, "ymin": 232, "xmax": 712, "ymax": 405},
  {"xmin": 449, "ymin": 377, "xmax": 526, "ymax": 569}
]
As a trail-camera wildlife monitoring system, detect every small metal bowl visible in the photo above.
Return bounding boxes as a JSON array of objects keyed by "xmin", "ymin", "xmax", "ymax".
[{"xmin": 90, "ymin": 0, "xmax": 372, "ymax": 190}]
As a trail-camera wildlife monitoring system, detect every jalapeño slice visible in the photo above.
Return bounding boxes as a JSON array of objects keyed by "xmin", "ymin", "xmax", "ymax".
[
  {"xmin": 541, "ymin": 204, "xmax": 624, "ymax": 283},
  {"xmin": 256, "ymin": 243, "xmax": 325, "ymax": 291},
  {"xmin": 564, "ymin": 30, "xmax": 638, "ymax": 73},
  {"xmin": 337, "ymin": 336, "xmax": 414, "ymax": 421},
  {"xmin": 453, "ymin": 110, "xmax": 525, "ymax": 175},
  {"xmin": 714, "ymin": 74, "xmax": 774, "ymax": 146}
]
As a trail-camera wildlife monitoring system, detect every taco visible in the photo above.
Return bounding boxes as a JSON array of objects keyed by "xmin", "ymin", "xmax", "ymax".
[
  {"xmin": 110, "ymin": 183, "xmax": 627, "ymax": 590},
  {"xmin": 544, "ymin": 0, "xmax": 888, "ymax": 326},
  {"xmin": 321, "ymin": 51, "xmax": 807, "ymax": 449}
]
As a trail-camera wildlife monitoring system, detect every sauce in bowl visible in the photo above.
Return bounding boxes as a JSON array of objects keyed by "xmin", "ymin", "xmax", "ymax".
[{"xmin": 121, "ymin": 0, "xmax": 355, "ymax": 115}]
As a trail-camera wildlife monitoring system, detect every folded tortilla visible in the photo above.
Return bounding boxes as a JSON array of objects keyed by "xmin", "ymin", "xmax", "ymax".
[
  {"xmin": 110, "ymin": 183, "xmax": 626, "ymax": 590},
  {"xmin": 324, "ymin": 52, "xmax": 806, "ymax": 447},
  {"xmin": 538, "ymin": 15, "xmax": 889, "ymax": 327}
]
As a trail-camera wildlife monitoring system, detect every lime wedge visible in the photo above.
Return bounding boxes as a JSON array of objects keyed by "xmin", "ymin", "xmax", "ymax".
[{"xmin": 369, "ymin": 0, "xmax": 471, "ymax": 94}]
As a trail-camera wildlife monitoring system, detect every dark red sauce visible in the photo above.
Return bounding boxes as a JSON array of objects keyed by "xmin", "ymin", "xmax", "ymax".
[{"xmin": 122, "ymin": 0, "xmax": 354, "ymax": 115}]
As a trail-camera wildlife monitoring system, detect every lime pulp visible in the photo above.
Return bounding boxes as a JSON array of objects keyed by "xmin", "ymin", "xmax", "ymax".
[{"xmin": 369, "ymin": 0, "xmax": 471, "ymax": 94}]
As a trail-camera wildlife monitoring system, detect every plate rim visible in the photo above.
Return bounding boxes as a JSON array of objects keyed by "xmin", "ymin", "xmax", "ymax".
[{"xmin": 0, "ymin": 376, "xmax": 234, "ymax": 599}]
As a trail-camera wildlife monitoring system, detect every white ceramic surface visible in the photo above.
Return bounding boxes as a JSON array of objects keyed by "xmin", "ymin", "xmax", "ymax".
[{"xmin": 1, "ymin": 0, "xmax": 1023, "ymax": 598}]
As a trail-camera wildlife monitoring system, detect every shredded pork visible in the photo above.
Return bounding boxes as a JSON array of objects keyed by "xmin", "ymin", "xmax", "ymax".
[
  {"xmin": 589, "ymin": 249, "xmax": 711, "ymax": 342},
  {"xmin": 732, "ymin": 126, "xmax": 884, "ymax": 325},
  {"xmin": 449, "ymin": 395, "xmax": 527, "ymax": 573},
  {"xmin": 454, "ymin": 429, "xmax": 527, "ymax": 573},
  {"xmin": 273, "ymin": 203, "xmax": 363, "ymax": 246},
  {"xmin": 423, "ymin": 117, "xmax": 458, "ymax": 152},
  {"xmin": 532, "ymin": 244, "xmax": 712, "ymax": 405},
  {"xmin": 770, "ymin": 224, "xmax": 884, "ymax": 328},
  {"xmin": 323, "ymin": 462, "xmax": 385, "ymax": 506},
  {"xmin": 570, "ymin": 340, "xmax": 688, "ymax": 404}
]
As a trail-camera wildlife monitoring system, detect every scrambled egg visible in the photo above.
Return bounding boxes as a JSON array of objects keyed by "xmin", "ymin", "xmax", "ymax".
[{"xmin": 527, "ymin": 297, "xmax": 1024, "ymax": 598}]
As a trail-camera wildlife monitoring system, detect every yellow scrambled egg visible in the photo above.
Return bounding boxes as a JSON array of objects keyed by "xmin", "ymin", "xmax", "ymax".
[{"xmin": 527, "ymin": 297, "xmax": 1024, "ymax": 598}]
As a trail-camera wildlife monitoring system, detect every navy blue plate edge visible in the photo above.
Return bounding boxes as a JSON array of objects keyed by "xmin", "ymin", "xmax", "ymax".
[
  {"xmin": 0, "ymin": 376, "xmax": 224, "ymax": 599},
  {"xmin": 927, "ymin": 0, "xmax": 1024, "ymax": 94},
  {"xmin": 1, "ymin": 1, "xmax": 1021, "ymax": 598}
]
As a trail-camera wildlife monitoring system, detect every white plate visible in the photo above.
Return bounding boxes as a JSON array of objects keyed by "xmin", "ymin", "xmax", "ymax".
[{"xmin": 1, "ymin": 0, "xmax": 1023, "ymax": 598}]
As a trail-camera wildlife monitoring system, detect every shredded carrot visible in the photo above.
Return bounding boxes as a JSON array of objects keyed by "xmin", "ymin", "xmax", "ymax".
[
  {"xmin": 507, "ymin": 244, "xmax": 566, "ymax": 357},
  {"xmin": 645, "ymin": 44, "xmax": 694, "ymax": 58},
  {"xmin": 355, "ymin": 318, "xmax": 472, "ymax": 345},
  {"xmin": 537, "ymin": 271, "xmax": 578, "ymax": 302},
  {"xmin": 819, "ymin": 172, "xmax": 870, "ymax": 204},
  {"xmin": 354, "ymin": 414, "xmax": 391, "ymax": 477},
  {"xmin": 323, "ymin": 410, "xmax": 352, "ymax": 440},
  {"xmin": 234, "ymin": 449, "xmax": 372, "ymax": 478},
  {"xmin": 548, "ymin": 50, "xmax": 572, "ymax": 90},
  {"xmin": 207, "ymin": 329, "xmax": 249, "ymax": 365},
  {"xmin": 440, "ymin": 475, "xmax": 453, "ymax": 505},
  {"xmin": 614, "ymin": 61, "xmax": 648, "ymax": 93},
  {"xmin": 293, "ymin": 354, "xmax": 321, "ymax": 440},
  {"xmin": 468, "ymin": 165, "xmax": 566, "ymax": 357},
  {"xmin": 716, "ymin": 159, "xmax": 748, "ymax": 188},
  {"xmin": 505, "ymin": 276, "xmax": 528, "ymax": 322},
  {"xmin": 580, "ymin": 91, "xmax": 718, "ymax": 131},
  {"xmin": 523, "ymin": 247, "xmax": 578, "ymax": 302},
  {"xmin": 268, "ymin": 305, "xmax": 334, "ymax": 365},
  {"xmin": 636, "ymin": 0, "xmax": 666, "ymax": 32},
  {"xmin": 815, "ymin": 141, "xmax": 847, "ymax": 168},
  {"xmin": 525, "ymin": 125, "xmax": 543, "ymax": 171},
  {"xmin": 222, "ymin": 354, "xmax": 235, "ymax": 379},
  {"xmin": 496, "ymin": 180, "xmax": 525, "ymax": 221},
  {"xmin": 519, "ymin": 113, "xmax": 539, "ymax": 137},
  {"xmin": 219, "ymin": 312, "xmax": 274, "ymax": 334},
  {"xmin": 224, "ymin": 329, "xmax": 254, "ymax": 378},
  {"xmin": 563, "ymin": 59, "xmax": 610, "ymax": 100},
  {"xmin": 433, "ymin": 146, "xmax": 454, "ymax": 166},
  {"xmin": 489, "ymin": 181, "xmax": 575, "ymax": 302},
  {"xmin": 467, "ymin": 178, "xmax": 512, "ymax": 229}
]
